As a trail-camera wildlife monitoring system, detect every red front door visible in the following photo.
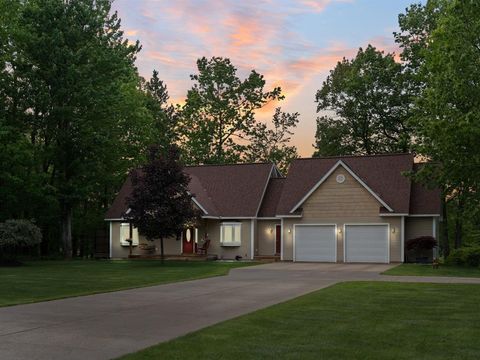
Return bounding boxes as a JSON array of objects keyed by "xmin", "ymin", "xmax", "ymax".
[
  {"xmin": 275, "ymin": 225, "xmax": 281, "ymax": 255},
  {"xmin": 182, "ymin": 228, "xmax": 194, "ymax": 254}
]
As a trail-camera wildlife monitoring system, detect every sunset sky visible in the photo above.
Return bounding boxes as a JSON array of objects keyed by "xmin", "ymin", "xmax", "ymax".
[{"xmin": 113, "ymin": 0, "xmax": 418, "ymax": 157}]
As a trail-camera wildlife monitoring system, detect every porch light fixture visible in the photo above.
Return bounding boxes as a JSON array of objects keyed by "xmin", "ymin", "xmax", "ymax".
[
  {"xmin": 269, "ymin": 227, "xmax": 273, "ymax": 234},
  {"xmin": 338, "ymin": 228, "xmax": 342, "ymax": 235},
  {"xmin": 288, "ymin": 228, "xmax": 291, "ymax": 234},
  {"xmin": 392, "ymin": 227, "xmax": 396, "ymax": 234}
]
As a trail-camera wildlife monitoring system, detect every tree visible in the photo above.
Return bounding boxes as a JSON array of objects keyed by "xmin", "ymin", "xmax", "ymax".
[
  {"xmin": 0, "ymin": 219, "xmax": 42, "ymax": 265},
  {"xmin": 179, "ymin": 57, "xmax": 283, "ymax": 164},
  {"xmin": 411, "ymin": 0, "xmax": 480, "ymax": 249},
  {"xmin": 143, "ymin": 70, "xmax": 179, "ymax": 152},
  {"xmin": 6, "ymin": 0, "xmax": 155, "ymax": 257},
  {"xmin": 244, "ymin": 108, "xmax": 299, "ymax": 173},
  {"xmin": 126, "ymin": 145, "xmax": 199, "ymax": 262},
  {"xmin": 313, "ymin": 45, "xmax": 413, "ymax": 156}
]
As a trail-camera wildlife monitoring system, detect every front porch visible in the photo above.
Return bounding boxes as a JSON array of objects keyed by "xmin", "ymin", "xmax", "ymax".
[{"xmin": 128, "ymin": 253, "xmax": 209, "ymax": 261}]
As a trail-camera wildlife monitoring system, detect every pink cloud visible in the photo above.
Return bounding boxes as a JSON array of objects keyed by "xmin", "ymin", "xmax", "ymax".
[
  {"xmin": 113, "ymin": 0, "xmax": 397, "ymax": 157},
  {"xmin": 299, "ymin": 0, "xmax": 354, "ymax": 13}
]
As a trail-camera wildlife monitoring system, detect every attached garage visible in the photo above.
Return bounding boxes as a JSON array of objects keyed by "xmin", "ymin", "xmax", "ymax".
[
  {"xmin": 344, "ymin": 224, "xmax": 389, "ymax": 263},
  {"xmin": 294, "ymin": 225, "xmax": 336, "ymax": 262}
]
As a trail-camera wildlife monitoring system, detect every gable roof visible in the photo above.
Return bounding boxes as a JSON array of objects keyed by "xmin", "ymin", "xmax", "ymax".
[
  {"xmin": 185, "ymin": 163, "xmax": 274, "ymax": 217},
  {"xmin": 275, "ymin": 153, "xmax": 414, "ymax": 215},
  {"xmin": 409, "ymin": 163, "xmax": 442, "ymax": 215},
  {"xmin": 105, "ymin": 162, "xmax": 275, "ymax": 220},
  {"xmin": 106, "ymin": 153, "xmax": 441, "ymax": 221},
  {"xmin": 257, "ymin": 178, "xmax": 286, "ymax": 217}
]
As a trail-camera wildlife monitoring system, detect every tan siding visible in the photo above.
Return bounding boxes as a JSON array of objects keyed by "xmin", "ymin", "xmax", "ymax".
[
  {"xmin": 282, "ymin": 166, "xmax": 403, "ymax": 263},
  {"xmin": 110, "ymin": 222, "xmax": 180, "ymax": 259},
  {"xmin": 405, "ymin": 217, "xmax": 434, "ymax": 240},
  {"xmin": 203, "ymin": 219, "xmax": 252, "ymax": 260},
  {"xmin": 256, "ymin": 220, "xmax": 281, "ymax": 256},
  {"xmin": 302, "ymin": 167, "xmax": 382, "ymax": 218}
]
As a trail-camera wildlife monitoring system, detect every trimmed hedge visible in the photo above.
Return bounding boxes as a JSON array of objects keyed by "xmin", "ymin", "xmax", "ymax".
[{"xmin": 446, "ymin": 247, "xmax": 480, "ymax": 267}]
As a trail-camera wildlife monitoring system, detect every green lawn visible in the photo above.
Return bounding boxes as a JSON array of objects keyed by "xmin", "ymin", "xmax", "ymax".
[
  {"xmin": 120, "ymin": 282, "xmax": 480, "ymax": 360},
  {"xmin": 384, "ymin": 263, "xmax": 480, "ymax": 277},
  {"xmin": 0, "ymin": 260, "xmax": 255, "ymax": 307}
]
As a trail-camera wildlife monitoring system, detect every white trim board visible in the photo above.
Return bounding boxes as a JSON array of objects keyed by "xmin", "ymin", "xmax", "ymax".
[
  {"xmin": 408, "ymin": 214, "xmax": 441, "ymax": 217},
  {"xmin": 401, "ymin": 216, "xmax": 405, "ymax": 263},
  {"xmin": 250, "ymin": 220, "xmax": 255, "ymax": 260},
  {"xmin": 290, "ymin": 160, "xmax": 394, "ymax": 213},
  {"xmin": 109, "ymin": 222, "xmax": 113, "ymax": 259},
  {"xmin": 380, "ymin": 213, "xmax": 409, "ymax": 217},
  {"xmin": 191, "ymin": 196, "xmax": 208, "ymax": 215},
  {"xmin": 280, "ymin": 218, "xmax": 284, "ymax": 261}
]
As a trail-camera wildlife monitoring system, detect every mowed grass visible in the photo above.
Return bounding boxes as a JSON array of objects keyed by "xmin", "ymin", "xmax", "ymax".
[
  {"xmin": 0, "ymin": 260, "xmax": 255, "ymax": 307},
  {"xmin": 384, "ymin": 263, "xmax": 480, "ymax": 278},
  {"xmin": 120, "ymin": 282, "xmax": 480, "ymax": 360}
]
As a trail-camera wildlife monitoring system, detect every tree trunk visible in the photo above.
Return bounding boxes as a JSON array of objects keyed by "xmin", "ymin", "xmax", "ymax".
[
  {"xmin": 441, "ymin": 196, "xmax": 450, "ymax": 257},
  {"xmin": 160, "ymin": 236, "xmax": 164, "ymax": 264},
  {"xmin": 454, "ymin": 217, "xmax": 462, "ymax": 249},
  {"xmin": 61, "ymin": 201, "xmax": 73, "ymax": 259},
  {"xmin": 454, "ymin": 196, "xmax": 464, "ymax": 249}
]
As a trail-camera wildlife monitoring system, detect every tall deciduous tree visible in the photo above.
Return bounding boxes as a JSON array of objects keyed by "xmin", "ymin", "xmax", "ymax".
[
  {"xmin": 313, "ymin": 45, "xmax": 413, "ymax": 156},
  {"xmin": 6, "ymin": 0, "xmax": 155, "ymax": 257},
  {"xmin": 126, "ymin": 145, "xmax": 199, "ymax": 262},
  {"xmin": 180, "ymin": 57, "xmax": 283, "ymax": 164},
  {"xmin": 244, "ymin": 108, "xmax": 299, "ymax": 173},
  {"xmin": 411, "ymin": 0, "xmax": 480, "ymax": 249}
]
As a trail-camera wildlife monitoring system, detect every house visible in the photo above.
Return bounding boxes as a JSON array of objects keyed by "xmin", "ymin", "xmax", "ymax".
[{"xmin": 104, "ymin": 153, "xmax": 441, "ymax": 263}]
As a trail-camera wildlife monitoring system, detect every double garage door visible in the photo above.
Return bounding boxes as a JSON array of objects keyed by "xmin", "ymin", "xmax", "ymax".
[{"xmin": 294, "ymin": 224, "xmax": 389, "ymax": 263}]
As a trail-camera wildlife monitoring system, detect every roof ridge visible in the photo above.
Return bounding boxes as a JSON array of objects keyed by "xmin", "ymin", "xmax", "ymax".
[
  {"xmin": 185, "ymin": 161, "xmax": 273, "ymax": 168},
  {"xmin": 294, "ymin": 153, "xmax": 412, "ymax": 161}
]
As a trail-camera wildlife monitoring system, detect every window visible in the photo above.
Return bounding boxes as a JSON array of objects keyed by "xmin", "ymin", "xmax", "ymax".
[
  {"xmin": 120, "ymin": 223, "xmax": 139, "ymax": 246},
  {"xmin": 220, "ymin": 223, "xmax": 242, "ymax": 246}
]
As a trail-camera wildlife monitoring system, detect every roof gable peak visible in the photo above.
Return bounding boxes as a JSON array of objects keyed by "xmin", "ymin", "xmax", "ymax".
[{"xmin": 290, "ymin": 160, "xmax": 394, "ymax": 213}]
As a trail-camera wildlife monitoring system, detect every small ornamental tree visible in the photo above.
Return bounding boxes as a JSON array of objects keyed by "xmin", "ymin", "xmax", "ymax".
[
  {"xmin": 126, "ymin": 145, "xmax": 199, "ymax": 262},
  {"xmin": 406, "ymin": 236, "xmax": 437, "ymax": 252},
  {"xmin": 0, "ymin": 219, "xmax": 42, "ymax": 265},
  {"xmin": 405, "ymin": 236, "xmax": 437, "ymax": 263}
]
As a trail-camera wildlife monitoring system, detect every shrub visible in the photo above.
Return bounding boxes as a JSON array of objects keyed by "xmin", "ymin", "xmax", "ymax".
[
  {"xmin": 446, "ymin": 247, "xmax": 480, "ymax": 267},
  {"xmin": 0, "ymin": 219, "xmax": 42, "ymax": 264},
  {"xmin": 406, "ymin": 236, "xmax": 437, "ymax": 251}
]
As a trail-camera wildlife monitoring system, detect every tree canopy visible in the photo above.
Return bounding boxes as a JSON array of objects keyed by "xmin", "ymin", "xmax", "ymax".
[
  {"xmin": 1, "ymin": 0, "xmax": 158, "ymax": 257},
  {"xmin": 314, "ymin": 45, "xmax": 413, "ymax": 156}
]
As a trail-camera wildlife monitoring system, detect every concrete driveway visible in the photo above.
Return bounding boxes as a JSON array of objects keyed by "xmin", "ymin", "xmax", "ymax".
[{"xmin": 1, "ymin": 262, "xmax": 479, "ymax": 360}]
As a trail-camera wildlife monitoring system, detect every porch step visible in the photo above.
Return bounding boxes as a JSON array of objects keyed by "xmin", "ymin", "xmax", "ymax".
[{"xmin": 254, "ymin": 255, "xmax": 281, "ymax": 262}]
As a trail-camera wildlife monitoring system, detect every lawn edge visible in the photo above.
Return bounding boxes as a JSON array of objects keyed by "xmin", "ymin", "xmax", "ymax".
[{"xmin": 0, "ymin": 261, "xmax": 259, "ymax": 308}]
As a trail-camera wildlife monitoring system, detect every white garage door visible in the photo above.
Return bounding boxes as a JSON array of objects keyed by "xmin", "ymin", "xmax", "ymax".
[
  {"xmin": 294, "ymin": 225, "xmax": 336, "ymax": 262},
  {"xmin": 344, "ymin": 225, "xmax": 389, "ymax": 263}
]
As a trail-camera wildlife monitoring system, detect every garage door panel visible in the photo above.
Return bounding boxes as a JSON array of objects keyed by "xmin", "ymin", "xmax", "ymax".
[
  {"xmin": 295, "ymin": 225, "xmax": 336, "ymax": 262},
  {"xmin": 345, "ymin": 225, "xmax": 388, "ymax": 263}
]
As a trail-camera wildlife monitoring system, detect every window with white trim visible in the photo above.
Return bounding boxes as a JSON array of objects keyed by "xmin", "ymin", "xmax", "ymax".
[
  {"xmin": 120, "ymin": 223, "xmax": 139, "ymax": 246},
  {"xmin": 220, "ymin": 223, "xmax": 242, "ymax": 246}
]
